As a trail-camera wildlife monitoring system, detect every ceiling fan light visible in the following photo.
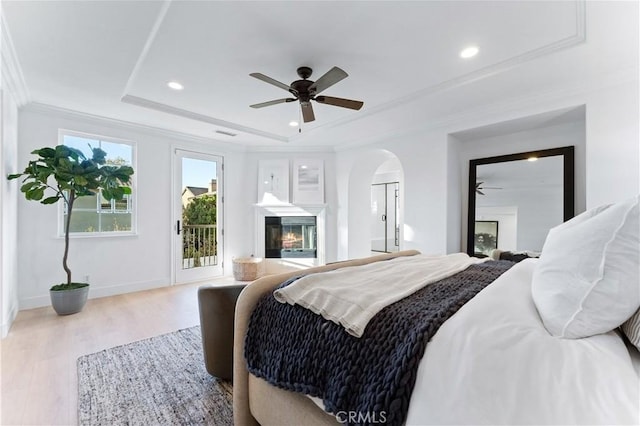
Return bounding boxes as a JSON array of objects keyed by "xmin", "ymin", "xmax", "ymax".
[{"xmin": 460, "ymin": 46, "xmax": 479, "ymax": 59}]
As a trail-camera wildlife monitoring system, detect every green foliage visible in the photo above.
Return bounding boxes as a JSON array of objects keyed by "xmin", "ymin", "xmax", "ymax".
[
  {"xmin": 182, "ymin": 195, "xmax": 217, "ymax": 265},
  {"xmin": 183, "ymin": 194, "xmax": 217, "ymax": 225},
  {"xmin": 7, "ymin": 144, "xmax": 135, "ymax": 289},
  {"xmin": 50, "ymin": 282, "xmax": 90, "ymax": 291}
]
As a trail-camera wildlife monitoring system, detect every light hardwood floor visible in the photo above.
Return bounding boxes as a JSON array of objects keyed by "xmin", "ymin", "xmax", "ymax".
[{"xmin": 1, "ymin": 279, "xmax": 235, "ymax": 425}]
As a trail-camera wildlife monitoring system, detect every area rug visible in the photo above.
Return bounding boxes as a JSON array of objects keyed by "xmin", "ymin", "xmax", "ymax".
[{"xmin": 77, "ymin": 326, "xmax": 233, "ymax": 425}]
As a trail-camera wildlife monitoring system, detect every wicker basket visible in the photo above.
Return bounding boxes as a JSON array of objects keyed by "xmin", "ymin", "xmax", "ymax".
[{"xmin": 232, "ymin": 257, "xmax": 264, "ymax": 281}]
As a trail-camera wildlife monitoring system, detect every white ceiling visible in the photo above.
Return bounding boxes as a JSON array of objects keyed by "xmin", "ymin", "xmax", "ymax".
[{"xmin": 2, "ymin": 1, "xmax": 637, "ymax": 148}]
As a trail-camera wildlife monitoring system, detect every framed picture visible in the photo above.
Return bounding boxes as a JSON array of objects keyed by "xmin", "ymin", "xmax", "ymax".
[
  {"xmin": 474, "ymin": 220, "xmax": 498, "ymax": 257},
  {"xmin": 292, "ymin": 159, "xmax": 324, "ymax": 204},
  {"xmin": 258, "ymin": 159, "xmax": 289, "ymax": 204}
]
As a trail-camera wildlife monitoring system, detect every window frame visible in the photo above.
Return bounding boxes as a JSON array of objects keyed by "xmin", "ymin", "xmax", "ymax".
[{"xmin": 57, "ymin": 129, "xmax": 138, "ymax": 238}]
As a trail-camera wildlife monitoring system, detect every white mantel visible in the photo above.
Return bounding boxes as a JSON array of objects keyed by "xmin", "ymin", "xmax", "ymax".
[{"xmin": 254, "ymin": 203, "xmax": 326, "ymax": 271}]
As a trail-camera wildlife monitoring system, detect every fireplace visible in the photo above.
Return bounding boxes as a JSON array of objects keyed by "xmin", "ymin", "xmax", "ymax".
[{"xmin": 265, "ymin": 216, "xmax": 317, "ymax": 258}]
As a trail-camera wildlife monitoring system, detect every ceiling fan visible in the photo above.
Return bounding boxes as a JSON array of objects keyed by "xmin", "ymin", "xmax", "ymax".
[
  {"xmin": 249, "ymin": 66, "xmax": 364, "ymax": 123},
  {"xmin": 475, "ymin": 182, "xmax": 503, "ymax": 195}
]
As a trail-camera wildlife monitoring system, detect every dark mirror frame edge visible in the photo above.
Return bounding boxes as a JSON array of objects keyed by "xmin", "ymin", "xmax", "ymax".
[{"xmin": 466, "ymin": 146, "xmax": 575, "ymax": 257}]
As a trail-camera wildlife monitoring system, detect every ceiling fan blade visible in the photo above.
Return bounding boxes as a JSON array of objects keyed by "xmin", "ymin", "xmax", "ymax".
[
  {"xmin": 315, "ymin": 95, "xmax": 364, "ymax": 110},
  {"xmin": 250, "ymin": 73, "xmax": 292, "ymax": 92},
  {"xmin": 250, "ymin": 98, "xmax": 296, "ymax": 108},
  {"xmin": 308, "ymin": 66, "xmax": 348, "ymax": 95},
  {"xmin": 301, "ymin": 102, "xmax": 315, "ymax": 123}
]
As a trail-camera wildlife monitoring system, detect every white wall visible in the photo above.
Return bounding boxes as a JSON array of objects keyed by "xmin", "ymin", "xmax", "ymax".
[
  {"xmin": 585, "ymin": 83, "xmax": 640, "ymax": 206},
  {"xmin": 336, "ymin": 78, "xmax": 638, "ymax": 258},
  {"xmin": 1, "ymin": 88, "xmax": 20, "ymax": 337},
  {"xmin": 2, "ymin": 4, "xmax": 28, "ymax": 335},
  {"xmin": 16, "ymin": 106, "xmax": 250, "ymax": 309},
  {"xmin": 12, "ymin": 106, "xmax": 343, "ymax": 311}
]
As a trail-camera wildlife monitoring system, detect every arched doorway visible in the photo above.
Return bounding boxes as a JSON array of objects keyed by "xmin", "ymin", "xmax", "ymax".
[{"xmin": 346, "ymin": 150, "xmax": 404, "ymax": 258}]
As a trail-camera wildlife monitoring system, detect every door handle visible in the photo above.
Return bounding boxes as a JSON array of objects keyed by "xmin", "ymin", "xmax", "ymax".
[
  {"xmin": 177, "ymin": 220, "xmax": 181, "ymax": 235},
  {"xmin": 382, "ymin": 214, "xmax": 386, "ymax": 222}
]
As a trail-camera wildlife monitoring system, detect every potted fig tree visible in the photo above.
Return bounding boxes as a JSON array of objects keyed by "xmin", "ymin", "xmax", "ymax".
[{"xmin": 7, "ymin": 145, "xmax": 134, "ymax": 315}]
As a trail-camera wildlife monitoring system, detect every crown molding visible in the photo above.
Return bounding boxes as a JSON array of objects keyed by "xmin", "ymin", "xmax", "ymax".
[
  {"xmin": 1, "ymin": 13, "xmax": 31, "ymax": 106},
  {"xmin": 23, "ymin": 102, "xmax": 249, "ymax": 153}
]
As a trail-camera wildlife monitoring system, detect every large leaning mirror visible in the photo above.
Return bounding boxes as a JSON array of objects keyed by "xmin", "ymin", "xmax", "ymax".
[{"xmin": 467, "ymin": 146, "xmax": 575, "ymax": 257}]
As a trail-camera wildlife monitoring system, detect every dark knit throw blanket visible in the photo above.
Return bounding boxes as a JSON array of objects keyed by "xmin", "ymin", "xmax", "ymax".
[{"xmin": 245, "ymin": 260, "xmax": 514, "ymax": 426}]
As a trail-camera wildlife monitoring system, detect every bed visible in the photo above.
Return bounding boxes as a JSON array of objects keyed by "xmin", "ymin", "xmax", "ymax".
[{"xmin": 232, "ymin": 196, "xmax": 640, "ymax": 425}]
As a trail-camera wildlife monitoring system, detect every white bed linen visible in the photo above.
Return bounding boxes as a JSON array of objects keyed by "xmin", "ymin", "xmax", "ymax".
[
  {"xmin": 274, "ymin": 253, "xmax": 486, "ymax": 337},
  {"xmin": 406, "ymin": 258, "xmax": 640, "ymax": 425}
]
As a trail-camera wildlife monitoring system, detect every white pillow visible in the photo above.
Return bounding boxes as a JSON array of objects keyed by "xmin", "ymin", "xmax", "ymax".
[{"xmin": 531, "ymin": 195, "xmax": 640, "ymax": 338}]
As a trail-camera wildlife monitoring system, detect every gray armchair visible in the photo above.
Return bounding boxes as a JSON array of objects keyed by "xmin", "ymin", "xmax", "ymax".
[{"xmin": 197, "ymin": 284, "xmax": 247, "ymax": 380}]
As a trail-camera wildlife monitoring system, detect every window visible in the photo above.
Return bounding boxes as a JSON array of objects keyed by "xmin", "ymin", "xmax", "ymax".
[{"xmin": 59, "ymin": 130, "xmax": 136, "ymax": 235}]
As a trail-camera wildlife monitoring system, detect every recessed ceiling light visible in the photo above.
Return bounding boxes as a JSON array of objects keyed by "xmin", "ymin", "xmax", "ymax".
[
  {"xmin": 289, "ymin": 121, "xmax": 299, "ymax": 127},
  {"xmin": 460, "ymin": 46, "xmax": 479, "ymax": 59},
  {"xmin": 527, "ymin": 156, "xmax": 538, "ymax": 162},
  {"xmin": 167, "ymin": 81, "xmax": 184, "ymax": 90}
]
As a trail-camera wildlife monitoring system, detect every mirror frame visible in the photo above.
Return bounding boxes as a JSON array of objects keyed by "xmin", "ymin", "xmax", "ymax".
[{"xmin": 467, "ymin": 146, "xmax": 575, "ymax": 257}]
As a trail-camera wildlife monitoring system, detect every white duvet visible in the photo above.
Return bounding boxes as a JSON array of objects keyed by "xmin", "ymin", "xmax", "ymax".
[{"xmin": 405, "ymin": 258, "xmax": 640, "ymax": 425}]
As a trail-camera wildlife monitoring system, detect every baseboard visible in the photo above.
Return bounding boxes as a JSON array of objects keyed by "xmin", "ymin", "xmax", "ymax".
[
  {"xmin": 18, "ymin": 278, "xmax": 171, "ymax": 311},
  {"xmin": 1, "ymin": 303, "xmax": 18, "ymax": 338},
  {"xmin": 87, "ymin": 278, "xmax": 170, "ymax": 300}
]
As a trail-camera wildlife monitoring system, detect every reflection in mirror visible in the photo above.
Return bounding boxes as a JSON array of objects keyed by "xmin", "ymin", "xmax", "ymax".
[{"xmin": 467, "ymin": 147, "xmax": 574, "ymax": 257}]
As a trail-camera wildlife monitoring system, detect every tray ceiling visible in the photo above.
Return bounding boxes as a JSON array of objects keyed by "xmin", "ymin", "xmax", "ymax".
[{"xmin": 2, "ymin": 1, "xmax": 626, "ymax": 147}]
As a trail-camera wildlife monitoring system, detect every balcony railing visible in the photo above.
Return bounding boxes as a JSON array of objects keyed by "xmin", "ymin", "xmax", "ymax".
[{"xmin": 182, "ymin": 224, "xmax": 217, "ymax": 269}]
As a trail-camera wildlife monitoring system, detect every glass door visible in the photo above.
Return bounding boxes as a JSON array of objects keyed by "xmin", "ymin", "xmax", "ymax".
[
  {"xmin": 174, "ymin": 149, "xmax": 223, "ymax": 283},
  {"xmin": 371, "ymin": 182, "xmax": 399, "ymax": 253}
]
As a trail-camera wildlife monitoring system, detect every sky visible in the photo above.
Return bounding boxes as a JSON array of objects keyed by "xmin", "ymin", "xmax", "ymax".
[{"xmin": 182, "ymin": 157, "xmax": 217, "ymax": 188}]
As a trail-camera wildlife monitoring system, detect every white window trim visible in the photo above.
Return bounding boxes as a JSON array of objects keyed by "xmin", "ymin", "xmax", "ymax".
[{"xmin": 57, "ymin": 129, "xmax": 138, "ymax": 238}]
